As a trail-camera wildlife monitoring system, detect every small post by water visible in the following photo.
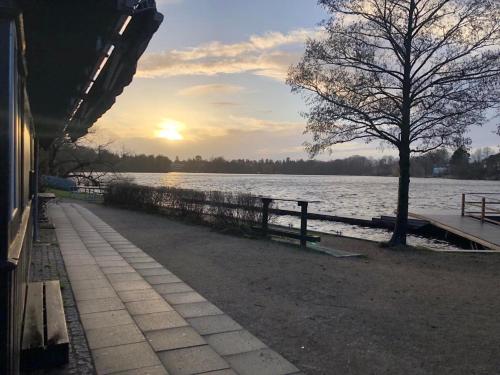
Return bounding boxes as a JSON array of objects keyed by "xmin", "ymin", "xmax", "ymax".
[
  {"xmin": 461, "ymin": 193, "xmax": 466, "ymax": 216},
  {"xmin": 298, "ymin": 201, "xmax": 308, "ymax": 247},
  {"xmin": 481, "ymin": 197, "xmax": 486, "ymax": 222},
  {"xmin": 261, "ymin": 198, "xmax": 272, "ymax": 236}
]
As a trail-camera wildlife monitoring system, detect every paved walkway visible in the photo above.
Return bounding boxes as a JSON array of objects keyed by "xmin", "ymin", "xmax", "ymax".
[{"xmin": 50, "ymin": 203, "xmax": 301, "ymax": 375}]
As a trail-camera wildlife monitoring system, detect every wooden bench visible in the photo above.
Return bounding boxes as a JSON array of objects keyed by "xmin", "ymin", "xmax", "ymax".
[
  {"xmin": 253, "ymin": 226, "xmax": 321, "ymax": 243},
  {"xmin": 258, "ymin": 197, "xmax": 321, "ymax": 247},
  {"xmin": 21, "ymin": 280, "xmax": 69, "ymax": 370},
  {"xmin": 37, "ymin": 192, "xmax": 56, "ymax": 225}
]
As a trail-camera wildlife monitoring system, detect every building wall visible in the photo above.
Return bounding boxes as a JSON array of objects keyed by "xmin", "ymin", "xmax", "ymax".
[{"xmin": 0, "ymin": 13, "xmax": 36, "ymax": 374}]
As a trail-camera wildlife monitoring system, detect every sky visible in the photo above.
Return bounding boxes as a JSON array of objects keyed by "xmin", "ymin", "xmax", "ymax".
[{"xmin": 87, "ymin": 0, "xmax": 500, "ymax": 160}]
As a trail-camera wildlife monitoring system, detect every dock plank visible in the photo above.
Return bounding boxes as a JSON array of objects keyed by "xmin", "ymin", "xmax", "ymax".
[{"xmin": 409, "ymin": 212, "xmax": 500, "ymax": 251}]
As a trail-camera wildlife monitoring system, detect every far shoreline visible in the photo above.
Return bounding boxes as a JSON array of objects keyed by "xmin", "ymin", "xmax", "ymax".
[{"xmin": 112, "ymin": 171, "xmax": 500, "ymax": 181}]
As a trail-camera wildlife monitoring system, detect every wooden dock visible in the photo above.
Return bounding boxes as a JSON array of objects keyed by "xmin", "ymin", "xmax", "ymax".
[{"xmin": 409, "ymin": 211, "xmax": 500, "ymax": 251}]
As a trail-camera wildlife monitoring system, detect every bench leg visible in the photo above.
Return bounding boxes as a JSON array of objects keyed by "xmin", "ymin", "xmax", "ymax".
[{"xmin": 298, "ymin": 201, "xmax": 308, "ymax": 247}]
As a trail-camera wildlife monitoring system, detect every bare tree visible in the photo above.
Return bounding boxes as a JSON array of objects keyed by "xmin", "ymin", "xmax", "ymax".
[
  {"xmin": 288, "ymin": 0, "xmax": 500, "ymax": 245},
  {"xmin": 43, "ymin": 131, "xmax": 118, "ymax": 185}
]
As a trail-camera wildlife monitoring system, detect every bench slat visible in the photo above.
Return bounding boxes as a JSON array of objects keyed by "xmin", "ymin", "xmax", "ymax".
[
  {"xmin": 22, "ymin": 282, "xmax": 44, "ymax": 350},
  {"xmin": 253, "ymin": 226, "xmax": 321, "ymax": 242},
  {"xmin": 44, "ymin": 280, "xmax": 70, "ymax": 366},
  {"xmin": 21, "ymin": 281, "xmax": 70, "ymax": 370},
  {"xmin": 45, "ymin": 280, "xmax": 69, "ymax": 347}
]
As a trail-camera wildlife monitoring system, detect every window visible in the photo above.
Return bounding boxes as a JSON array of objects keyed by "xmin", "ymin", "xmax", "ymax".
[{"xmin": 8, "ymin": 21, "xmax": 20, "ymax": 218}]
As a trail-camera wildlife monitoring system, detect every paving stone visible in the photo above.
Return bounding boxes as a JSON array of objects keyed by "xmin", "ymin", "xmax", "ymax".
[
  {"xmin": 60, "ymin": 249, "xmax": 88, "ymax": 255},
  {"xmin": 97, "ymin": 260, "xmax": 131, "ymax": 268},
  {"xmin": 164, "ymin": 292, "xmax": 206, "ymax": 305},
  {"xmin": 126, "ymin": 256, "xmax": 156, "ymax": 263},
  {"xmin": 111, "ymin": 280, "xmax": 152, "ymax": 292},
  {"xmin": 73, "ymin": 287, "xmax": 117, "ymax": 301},
  {"xmin": 145, "ymin": 275, "xmax": 183, "ymax": 285},
  {"xmin": 64, "ymin": 257, "xmax": 97, "ymax": 266},
  {"xmin": 71, "ymin": 278, "xmax": 112, "ymax": 292},
  {"xmin": 117, "ymin": 249, "xmax": 143, "ymax": 254},
  {"xmin": 175, "ymin": 302, "xmax": 224, "ymax": 318},
  {"xmin": 88, "ymin": 245, "xmax": 116, "ymax": 254},
  {"xmin": 67, "ymin": 264, "xmax": 101, "ymax": 273},
  {"xmin": 68, "ymin": 269, "xmax": 106, "ymax": 281},
  {"xmin": 188, "ymin": 315, "xmax": 242, "ymax": 336},
  {"xmin": 137, "ymin": 268, "xmax": 173, "ymax": 277},
  {"xmin": 154, "ymin": 282, "xmax": 193, "ymax": 295},
  {"xmin": 113, "ymin": 365, "xmax": 170, "ymax": 375},
  {"xmin": 59, "ymin": 245, "xmax": 87, "ymax": 251},
  {"xmin": 158, "ymin": 345, "xmax": 229, "ymax": 375},
  {"xmin": 205, "ymin": 330, "xmax": 267, "ymax": 356},
  {"xmin": 146, "ymin": 326, "xmax": 205, "ymax": 352},
  {"xmin": 132, "ymin": 262, "xmax": 162, "ymax": 270},
  {"xmin": 85, "ymin": 323, "xmax": 145, "ymax": 350},
  {"xmin": 81, "ymin": 310, "xmax": 134, "ymax": 330},
  {"xmin": 118, "ymin": 289, "xmax": 162, "ymax": 302},
  {"xmin": 101, "ymin": 266, "xmax": 136, "ymax": 274},
  {"xmin": 93, "ymin": 342, "xmax": 161, "ymax": 374},
  {"xmin": 94, "ymin": 255, "xmax": 122, "ymax": 261},
  {"xmin": 134, "ymin": 311, "xmax": 188, "ymax": 332},
  {"xmin": 77, "ymin": 297, "xmax": 125, "ymax": 314},
  {"xmin": 225, "ymin": 348, "xmax": 299, "ymax": 375},
  {"xmin": 201, "ymin": 370, "xmax": 238, "ymax": 375},
  {"xmin": 125, "ymin": 299, "xmax": 173, "ymax": 315},
  {"xmin": 88, "ymin": 249, "xmax": 116, "ymax": 254},
  {"xmin": 66, "ymin": 264, "xmax": 102, "ymax": 275},
  {"xmin": 121, "ymin": 252, "xmax": 148, "ymax": 259},
  {"xmin": 107, "ymin": 273, "xmax": 144, "ymax": 283}
]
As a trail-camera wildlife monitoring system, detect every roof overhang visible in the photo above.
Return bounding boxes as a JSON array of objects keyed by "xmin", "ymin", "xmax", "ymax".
[{"xmin": 20, "ymin": 0, "xmax": 163, "ymax": 147}]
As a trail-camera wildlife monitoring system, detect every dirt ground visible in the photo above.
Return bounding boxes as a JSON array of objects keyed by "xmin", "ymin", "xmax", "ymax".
[{"xmin": 76, "ymin": 200, "xmax": 500, "ymax": 375}]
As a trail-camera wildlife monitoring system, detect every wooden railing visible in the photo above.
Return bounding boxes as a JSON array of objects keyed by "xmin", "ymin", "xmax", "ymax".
[{"xmin": 461, "ymin": 193, "xmax": 500, "ymax": 223}]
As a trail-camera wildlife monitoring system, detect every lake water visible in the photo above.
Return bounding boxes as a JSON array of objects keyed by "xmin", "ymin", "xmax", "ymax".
[{"xmin": 122, "ymin": 173, "xmax": 500, "ymax": 250}]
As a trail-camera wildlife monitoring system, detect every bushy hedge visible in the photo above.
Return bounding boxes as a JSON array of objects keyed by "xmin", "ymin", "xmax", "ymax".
[{"xmin": 104, "ymin": 182, "xmax": 270, "ymax": 231}]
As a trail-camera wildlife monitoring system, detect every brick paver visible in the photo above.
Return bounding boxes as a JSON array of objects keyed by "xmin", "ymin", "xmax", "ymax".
[{"xmin": 50, "ymin": 203, "xmax": 300, "ymax": 375}]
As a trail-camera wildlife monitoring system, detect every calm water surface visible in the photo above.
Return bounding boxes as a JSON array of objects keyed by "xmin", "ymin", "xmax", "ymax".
[{"xmin": 123, "ymin": 173, "xmax": 500, "ymax": 250}]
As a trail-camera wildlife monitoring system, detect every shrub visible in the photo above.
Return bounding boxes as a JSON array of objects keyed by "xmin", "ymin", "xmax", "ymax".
[{"xmin": 103, "ymin": 182, "xmax": 270, "ymax": 232}]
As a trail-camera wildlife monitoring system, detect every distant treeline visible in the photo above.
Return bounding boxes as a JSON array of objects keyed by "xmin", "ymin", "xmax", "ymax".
[{"xmin": 51, "ymin": 143, "xmax": 500, "ymax": 179}]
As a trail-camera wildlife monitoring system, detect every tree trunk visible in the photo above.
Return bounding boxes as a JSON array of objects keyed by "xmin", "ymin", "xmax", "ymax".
[
  {"xmin": 390, "ymin": 145, "xmax": 410, "ymax": 246},
  {"xmin": 390, "ymin": 0, "xmax": 415, "ymax": 247}
]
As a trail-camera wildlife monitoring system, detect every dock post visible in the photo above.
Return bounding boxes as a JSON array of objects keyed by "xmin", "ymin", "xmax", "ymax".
[
  {"xmin": 261, "ymin": 198, "xmax": 272, "ymax": 236},
  {"xmin": 298, "ymin": 201, "xmax": 308, "ymax": 247},
  {"xmin": 461, "ymin": 193, "xmax": 465, "ymax": 216},
  {"xmin": 481, "ymin": 197, "xmax": 486, "ymax": 222}
]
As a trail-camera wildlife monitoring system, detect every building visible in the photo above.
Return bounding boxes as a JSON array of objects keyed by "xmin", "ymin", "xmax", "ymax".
[
  {"xmin": 432, "ymin": 166, "xmax": 448, "ymax": 177},
  {"xmin": 0, "ymin": 1, "xmax": 162, "ymax": 372}
]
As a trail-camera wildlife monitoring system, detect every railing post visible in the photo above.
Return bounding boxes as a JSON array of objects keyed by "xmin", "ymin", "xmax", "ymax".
[
  {"xmin": 261, "ymin": 198, "xmax": 272, "ymax": 236},
  {"xmin": 481, "ymin": 197, "xmax": 486, "ymax": 223},
  {"xmin": 461, "ymin": 193, "xmax": 465, "ymax": 216},
  {"xmin": 298, "ymin": 201, "xmax": 308, "ymax": 247}
]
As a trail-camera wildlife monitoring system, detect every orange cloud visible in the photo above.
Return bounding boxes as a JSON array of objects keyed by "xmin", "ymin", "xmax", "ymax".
[
  {"xmin": 178, "ymin": 84, "xmax": 244, "ymax": 96},
  {"xmin": 137, "ymin": 28, "xmax": 324, "ymax": 81}
]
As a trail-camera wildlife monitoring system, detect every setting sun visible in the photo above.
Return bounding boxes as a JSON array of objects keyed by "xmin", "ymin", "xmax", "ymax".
[{"xmin": 156, "ymin": 119, "xmax": 184, "ymax": 141}]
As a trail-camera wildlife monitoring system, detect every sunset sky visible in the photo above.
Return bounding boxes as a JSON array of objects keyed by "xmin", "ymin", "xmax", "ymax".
[{"xmin": 88, "ymin": 0, "xmax": 499, "ymax": 160}]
